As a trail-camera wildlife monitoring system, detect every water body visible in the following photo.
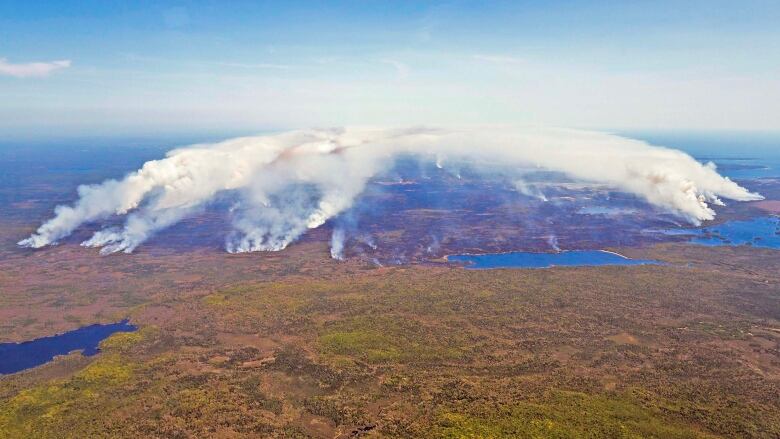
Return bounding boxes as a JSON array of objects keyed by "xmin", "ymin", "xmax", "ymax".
[
  {"xmin": 626, "ymin": 132, "xmax": 780, "ymax": 180},
  {"xmin": 702, "ymin": 158, "xmax": 775, "ymax": 180},
  {"xmin": 448, "ymin": 250, "xmax": 658, "ymax": 269},
  {"xmin": 0, "ymin": 320, "xmax": 137, "ymax": 375},
  {"xmin": 673, "ymin": 216, "xmax": 780, "ymax": 249}
]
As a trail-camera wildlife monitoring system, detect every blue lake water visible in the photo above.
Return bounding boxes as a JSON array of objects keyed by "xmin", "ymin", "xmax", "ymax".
[
  {"xmin": 448, "ymin": 250, "xmax": 658, "ymax": 269},
  {"xmin": 672, "ymin": 216, "xmax": 780, "ymax": 249},
  {"xmin": 704, "ymin": 158, "xmax": 779, "ymax": 180},
  {"xmin": 0, "ymin": 320, "xmax": 137, "ymax": 375},
  {"xmin": 626, "ymin": 132, "xmax": 780, "ymax": 179}
]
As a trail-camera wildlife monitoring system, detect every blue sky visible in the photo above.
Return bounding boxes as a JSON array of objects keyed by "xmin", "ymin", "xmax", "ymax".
[{"xmin": 1, "ymin": 0, "xmax": 779, "ymax": 138}]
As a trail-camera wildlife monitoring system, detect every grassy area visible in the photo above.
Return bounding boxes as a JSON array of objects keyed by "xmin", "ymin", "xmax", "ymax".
[
  {"xmin": 1, "ymin": 248, "xmax": 779, "ymax": 437},
  {"xmin": 432, "ymin": 390, "xmax": 716, "ymax": 439},
  {"xmin": 0, "ymin": 354, "xmax": 135, "ymax": 437},
  {"xmin": 318, "ymin": 316, "xmax": 465, "ymax": 364}
]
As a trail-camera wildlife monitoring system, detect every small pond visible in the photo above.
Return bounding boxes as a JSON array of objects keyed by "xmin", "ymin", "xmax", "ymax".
[
  {"xmin": 447, "ymin": 250, "xmax": 658, "ymax": 269},
  {"xmin": 0, "ymin": 320, "xmax": 137, "ymax": 375}
]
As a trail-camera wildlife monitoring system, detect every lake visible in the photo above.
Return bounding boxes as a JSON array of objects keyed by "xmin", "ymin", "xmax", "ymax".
[
  {"xmin": 0, "ymin": 320, "xmax": 137, "ymax": 375},
  {"xmin": 447, "ymin": 250, "xmax": 658, "ymax": 269},
  {"xmin": 675, "ymin": 216, "xmax": 780, "ymax": 249},
  {"xmin": 627, "ymin": 132, "xmax": 780, "ymax": 180}
]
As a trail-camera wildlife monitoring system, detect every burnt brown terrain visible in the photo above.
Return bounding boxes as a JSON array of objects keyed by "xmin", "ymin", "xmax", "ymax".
[
  {"xmin": 1, "ymin": 144, "xmax": 779, "ymax": 438},
  {"xmin": 2, "ymin": 218, "xmax": 780, "ymax": 438}
]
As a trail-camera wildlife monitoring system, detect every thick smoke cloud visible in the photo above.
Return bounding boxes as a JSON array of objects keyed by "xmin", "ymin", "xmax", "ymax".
[{"xmin": 19, "ymin": 127, "xmax": 762, "ymax": 255}]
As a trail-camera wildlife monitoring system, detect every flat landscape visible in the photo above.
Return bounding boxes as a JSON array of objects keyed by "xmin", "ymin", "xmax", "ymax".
[
  {"xmin": 4, "ymin": 3, "xmax": 780, "ymax": 437},
  {"xmin": 1, "ymin": 240, "xmax": 779, "ymax": 438},
  {"xmin": 1, "ymin": 139, "xmax": 779, "ymax": 437}
]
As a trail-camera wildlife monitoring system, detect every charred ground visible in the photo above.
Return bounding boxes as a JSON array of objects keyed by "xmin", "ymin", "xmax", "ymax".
[{"xmin": 1, "ymin": 143, "xmax": 779, "ymax": 438}]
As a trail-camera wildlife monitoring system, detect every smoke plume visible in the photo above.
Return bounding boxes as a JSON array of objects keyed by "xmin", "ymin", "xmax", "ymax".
[
  {"xmin": 18, "ymin": 126, "xmax": 762, "ymax": 255},
  {"xmin": 330, "ymin": 228, "xmax": 346, "ymax": 261}
]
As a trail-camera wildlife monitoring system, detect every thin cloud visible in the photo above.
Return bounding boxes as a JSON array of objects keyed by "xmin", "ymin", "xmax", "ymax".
[
  {"xmin": 473, "ymin": 54, "xmax": 524, "ymax": 65},
  {"xmin": 380, "ymin": 59, "xmax": 410, "ymax": 79},
  {"xmin": 122, "ymin": 53, "xmax": 292, "ymax": 70},
  {"xmin": 0, "ymin": 58, "xmax": 71, "ymax": 78},
  {"xmin": 213, "ymin": 61, "xmax": 292, "ymax": 70}
]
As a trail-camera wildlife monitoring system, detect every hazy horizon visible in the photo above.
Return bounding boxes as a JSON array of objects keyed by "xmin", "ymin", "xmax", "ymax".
[{"xmin": 2, "ymin": 0, "xmax": 779, "ymax": 138}]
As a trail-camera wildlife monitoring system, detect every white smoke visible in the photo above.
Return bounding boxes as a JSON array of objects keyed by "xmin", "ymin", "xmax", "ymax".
[
  {"xmin": 514, "ymin": 180, "xmax": 548, "ymax": 202},
  {"xmin": 18, "ymin": 126, "xmax": 762, "ymax": 255},
  {"xmin": 330, "ymin": 228, "xmax": 346, "ymax": 260},
  {"xmin": 547, "ymin": 234, "xmax": 561, "ymax": 252}
]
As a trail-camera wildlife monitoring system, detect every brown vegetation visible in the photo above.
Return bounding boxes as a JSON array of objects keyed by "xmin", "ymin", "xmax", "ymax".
[{"xmin": 2, "ymin": 238, "xmax": 779, "ymax": 437}]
